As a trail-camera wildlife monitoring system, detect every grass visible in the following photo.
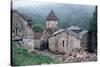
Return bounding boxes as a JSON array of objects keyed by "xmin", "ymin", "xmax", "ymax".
[{"xmin": 12, "ymin": 42, "xmax": 56, "ymax": 66}]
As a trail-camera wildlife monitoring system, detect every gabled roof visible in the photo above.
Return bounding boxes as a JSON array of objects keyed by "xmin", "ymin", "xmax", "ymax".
[
  {"xmin": 51, "ymin": 29, "xmax": 65, "ymax": 36},
  {"xmin": 66, "ymin": 27, "xmax": 88, "ymax": 39},
  {"xmin": 66, "ymin": 30, "xmax": 80, "ymax": 39},
  {"xmin": 12, "ymin": 10, "xmax": 32, "ymax": 22},
  {"xmin": 49, "ymin": 26, "xmax": 88, "ymax": 40},
  {"xmin": 46, "ymin": 10, "xmax": 58, "ymax": 21},
  {"xmin": 79, "ymin": 30, "xmax": 88, "ymax": 39},
  {"xmin": 11, "ymin": 10, "xmax": 32, "ymax": 27}
]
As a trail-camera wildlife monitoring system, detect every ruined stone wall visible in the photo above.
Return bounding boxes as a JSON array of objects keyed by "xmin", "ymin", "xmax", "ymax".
[
  {"xmin": 23, "ymin": 25, "xmax": 34, "ymax": 52},
  {"xmin": 12, "ymin": 11, "xmax": 34, "ymax": 52},
  {"xmin": 12, "ymin": 12, "xmax": 25, "ymax": 39},
  {"xmin": 22, "ymin": 39, "xmax": 34, "ymax": 52}
]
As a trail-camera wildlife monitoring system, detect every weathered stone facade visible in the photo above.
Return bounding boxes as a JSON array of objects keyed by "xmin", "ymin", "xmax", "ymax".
[
  {"xmin": 48, "ymin": 27, "xmax": 88, "ymax": 54},
  {"xmin": 34, "ymin": 10, "xmax": 59, "ymax": 50},
  {"xmin": 34, "ymin": 32, "xmax": 43, "ymax": 49},
  {"xmin": 33, "ymin": 10, "xmax": 88, "ymax": 54},
  {"xmin": 12, "ymin": 10, "xmax": 34, "ymax": 52}
]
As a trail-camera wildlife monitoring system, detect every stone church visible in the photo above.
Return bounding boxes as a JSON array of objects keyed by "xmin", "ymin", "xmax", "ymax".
[
  {"xmin": 12, "ymin": 10, "xmax": 34, "ymax": 52},
  {"xmin": 39, "ymin": 10, "xmax": 88, "ymax": 53},
  {"xmin": 12, "ymin": 9, "xmax": 88, "ymax": 54}
]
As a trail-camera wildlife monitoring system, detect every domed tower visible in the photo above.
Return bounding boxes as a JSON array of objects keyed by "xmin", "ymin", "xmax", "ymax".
[
  {"xmin": 40, "ymin": 10, "xmax": 58, "ymax": 50},
  {"xmin": 46, "ymin": 10, "xmax": 58, "ymax": 31}
]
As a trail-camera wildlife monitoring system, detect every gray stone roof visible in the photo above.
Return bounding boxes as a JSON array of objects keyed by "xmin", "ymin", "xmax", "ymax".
[
  {"xmin": 12, "ymin": 10, "xmax": 32, "ymax": 23},
  {"xmin": 66, "ymin": 27, "xmax": 88, "ymax": 39},
  {"xmin": 51, "ymin": 29, "xmax": 65, "ymax": 36},
  {"xmin": 67, "ymin": 26, "xmax": 81, "ymax": 31},
  {"xmin": 49, "ymin": 26, "xmax": 88, "ymax": 40},
  {"xmin": 12, "ymin": 10, "xmax": 33, "ymax": 39},
  {"xmin": 79, "ymin": 30, "xmax": 88, "ymax": 39},
  {"xmin": 66, "ymin": 30, "xmax": 80, "ymax": 39},
  {"xmin": 46, "ymin": 10, "xmax": 58, "ymax": 21}
]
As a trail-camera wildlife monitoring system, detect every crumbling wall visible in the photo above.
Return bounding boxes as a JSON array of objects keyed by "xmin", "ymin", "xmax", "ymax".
[{"xmin": 12, "ymin": 11, "xmax": 34, "ymax": 53}]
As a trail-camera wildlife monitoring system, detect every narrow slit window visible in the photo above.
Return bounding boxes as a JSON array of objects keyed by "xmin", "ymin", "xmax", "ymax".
[{"xmin": 62, "ymin": 40, "xmax": 64, "ymax": 47}]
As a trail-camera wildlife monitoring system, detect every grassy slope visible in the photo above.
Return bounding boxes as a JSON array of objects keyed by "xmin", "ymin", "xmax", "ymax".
[{"xmin": 12, "ymin": 44, "xmax": 55, "ymax": 66}]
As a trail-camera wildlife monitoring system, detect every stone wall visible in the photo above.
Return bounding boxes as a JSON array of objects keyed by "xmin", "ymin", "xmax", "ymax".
[
  {"xmin": 48, "ymin": 31, "xmax": 68, "ymax": 53},
  {"xmin": 34, "ymin": 40, "xmax": 41, "ymax": 49},
  {"xmin": 48, "ymin": 36, "xmax": 56, "ymax": 52},
  {"xmin": 22, "ymin": 39, "xmax": 34, "ymax": 52},
  {"xmin": 56, "ymin": 32, "xmax": 67, "ymax": 53},
  {"xmin": 12, "ymin": 11, "xmax": 34, "ymax": 52},
  {"xmin": 48, "ymin": 31, "xmax": 81, "ymax": 53},
  {"xmin": 46, "ymin": 20, "xmax": 58, "ymax": 30},
  {"xmin": 12, "ymin": 11, "xmax": 25, "ymax": 39},
  {"xmin": 22, "ymin": 22, "xmax": 34, "ymax": 52},
  {"xmin": 68, "ymin": 34, "xmax": 81, "ymax": 51}
]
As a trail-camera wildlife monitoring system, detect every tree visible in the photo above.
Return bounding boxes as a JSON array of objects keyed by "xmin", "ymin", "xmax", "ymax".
[
  {"xmin": 32, "ymin": 24, "xmax": 44, "ymax": 32},
  {"xmin": 89, "ymin": 6, "xmax": 97, "ymax": 52}
]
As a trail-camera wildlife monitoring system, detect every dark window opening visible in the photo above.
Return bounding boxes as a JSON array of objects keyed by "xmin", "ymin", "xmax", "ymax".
[
  {"xmin": 62, "ymin": 40, "xmax": 64, "ymax": 47},
  {"xmin": 15, "ymin": 27, "xmax": 18, "ymax": 35}
]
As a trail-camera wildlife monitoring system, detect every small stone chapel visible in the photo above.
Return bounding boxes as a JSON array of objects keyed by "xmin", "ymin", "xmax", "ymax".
[{"xmin": 40, "ymin": 10, "xmax": 88, "ymax": 53}]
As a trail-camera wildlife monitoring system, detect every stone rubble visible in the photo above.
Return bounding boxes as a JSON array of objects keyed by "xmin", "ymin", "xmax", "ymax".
[
  {"xmin": 61, "ymin": 48, "xmax": 97, "ymax": 63},
  {"xmin": 34, "ymin": 48, "xmax": 97, "ymax": 63}
]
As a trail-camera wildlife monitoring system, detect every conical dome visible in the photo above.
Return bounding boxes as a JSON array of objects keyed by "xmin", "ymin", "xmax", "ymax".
[{"xmin": 46, "ymin": 10, "xmax": 58, "ymax": 21}]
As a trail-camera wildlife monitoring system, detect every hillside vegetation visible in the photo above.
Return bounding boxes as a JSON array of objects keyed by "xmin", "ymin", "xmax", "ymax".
[
  {"xmin": 12, "ymin": 42, "xmax": 56, "ymax": 66},
  {"xmin": 14, "ymin": 3, "xmax": 95, "ymax": 30}
]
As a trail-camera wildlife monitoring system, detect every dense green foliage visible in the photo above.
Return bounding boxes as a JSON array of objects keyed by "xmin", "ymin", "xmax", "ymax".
[
  {"xmin": 12, "ymin": 42, "xmax": 55, "ymax": 66},
  {"xmin": 89, "ymin": 6, "xmax": 97, "ymax": 52},
  {"xmin": 17, "ymin": 4, "xmax": 95, "ymax": 30},
  {"xmin": 32, "ymin": 24, "xmax": 44, "ymax": 32}
]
